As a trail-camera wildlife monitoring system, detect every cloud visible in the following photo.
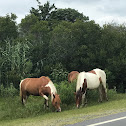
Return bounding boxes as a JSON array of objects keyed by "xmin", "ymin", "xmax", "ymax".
[
  {"xmin": 0, "ymin": 0, "xmax": 38, "ymax": 16},
  {"xmin": 97, "ymin": 0, "xmax": 126, "ymax": 16},
  {"xmin": 0, "ymin": 0, "xmax": 126, "ymax": 25},
  {"xmin": 96, "ymin": 15, "xmax": 126, "ymax": 26},
  {"xmin": 50, "ymin": 0, "xmax": 126, "ymax": 26},
  {"xmin": 0, "ymin": 0, "xmax": 38, "ymax": 23}
]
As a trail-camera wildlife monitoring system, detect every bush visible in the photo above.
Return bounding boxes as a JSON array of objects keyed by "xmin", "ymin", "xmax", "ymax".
[
  {"xmin": 0, "ymin": 83, "xmax": 18, "ymax": 97},
  {"xmin": 50, "ymin": 63, "xmax": 68, "ymax": 82},
  {"xmin": 55, "ymin": 80, "xmax": 76, "ymax": 106}
]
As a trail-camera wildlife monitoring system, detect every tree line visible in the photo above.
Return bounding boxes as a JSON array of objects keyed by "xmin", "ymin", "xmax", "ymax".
[{"xmin": 0, "ymin": 1, "xmax": 126, "ymax": 92}]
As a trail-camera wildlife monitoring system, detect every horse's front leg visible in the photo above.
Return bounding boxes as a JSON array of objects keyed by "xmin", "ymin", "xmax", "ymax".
[
  {"xmin": 39, "ymin": 87, "xmax": 49, "ymax": 109},
  {"xmin": 41, "ymin": 94, "xmax": 49, "ymax": 108},
  {"xmin": 39, "ymin": 91, "xmax": 49, "ymax": 108},
  {"xmin": 44, "ymin": 99, "xmax": 49, "ymax": 108},
  {"xmin": 82, "ymin": 92, "xmax": 86, "ymax": 106}
]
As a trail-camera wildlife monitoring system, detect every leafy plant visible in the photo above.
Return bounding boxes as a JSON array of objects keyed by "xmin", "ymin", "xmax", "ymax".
[
  {"xmin": 50, "ymin": 63, "xmax": 68, "ymax": 82},
  {"xmin": 55, "ymin": 80, "xmax": 76, "ymax": 106},
  {"xmin": 0, "ymin": 83, "xmax": 18, "ymax": 97}
]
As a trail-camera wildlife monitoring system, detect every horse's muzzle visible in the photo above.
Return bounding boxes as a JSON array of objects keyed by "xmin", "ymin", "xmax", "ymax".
[
  {"xmin": 77, "ymin": 104, "xmax": 79, "ymax": 108},
  {"xmin": 56, "ymin": 108, "xmax": 61, "ymax": 112}
]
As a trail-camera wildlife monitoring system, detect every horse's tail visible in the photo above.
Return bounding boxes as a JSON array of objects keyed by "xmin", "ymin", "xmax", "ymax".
[
  {"xmin": 100, "ymin": 72, "xmax": 108, "ymax": 101},
  {"xmin": 100, "ymin": 71, "xmax": 107, "ymax": 92},
  {"xmin": 19, "ymin": 79, "xmax": 24, "ymax": 97},
  {"xmin": 94, "ymin": 69, "xmax": 108, "ymax": 101},
  {"xmin": 68, "ymin": 73, "xmax": 71, "ymax": 83}
]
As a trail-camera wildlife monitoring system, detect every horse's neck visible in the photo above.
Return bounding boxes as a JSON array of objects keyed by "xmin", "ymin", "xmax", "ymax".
[
  {"xmin": 76, "ymin": 72, "xmax": 85, "ymax": 91},
  {"xmin": 45, "ymin": 81, "xmax": 57, "ymax": 101},
  {"xmin": 51, "ymin": 94, "xmax": 54, "ymax": 102}
]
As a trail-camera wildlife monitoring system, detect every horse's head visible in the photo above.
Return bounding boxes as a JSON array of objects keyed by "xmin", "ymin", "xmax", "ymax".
[
  {"xmin": 52, "ymin": 94, "xmax": 61, "ymax": 112},
  {"xmin": 75, "ymin": 78, "xmax": 87, "ymax": 108},
  {"xmin": 75, "ymin": 87, "xmax": 83, "ymax": 108}
]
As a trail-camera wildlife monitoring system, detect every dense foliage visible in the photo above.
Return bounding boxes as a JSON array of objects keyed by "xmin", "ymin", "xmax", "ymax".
[{"xmin": 0, "ymin": 1, "xmax": 126, "ymax": 93}]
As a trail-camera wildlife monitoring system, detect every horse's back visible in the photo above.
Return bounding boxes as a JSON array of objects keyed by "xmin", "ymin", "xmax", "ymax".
[
  {"xmin": 20, "ymin": 76, "xmax": 51, "ymax": 95},
  {"xmin": 85, "ymin": 72, "xmax": 101, "ymax": 89},
  {"xmin": 68, "ymin": 71, "xmax": 79, "ymax": 83},
  {"xmin": 20, "ymin": 78, "xmax": 31, "ymax": 90},
  {"xmin": 93, "ymin": 68, "xmax": 106, "ymax": 84},
  {"xmin": 77, "ymin": 72, "xmax": 101, "ymax": 90}
]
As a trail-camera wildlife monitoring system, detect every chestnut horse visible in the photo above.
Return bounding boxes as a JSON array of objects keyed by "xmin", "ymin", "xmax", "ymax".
[
  {"xmin": 20, "ymin": 76, "xmax": 61, "ymax": 112},
  {"xmin": 68, "ymin": 71, "xmax": 79, "ymax": 83},
  {"xmin": 75, "ymin": 68, "xmax": 108, "ymax": 108}
]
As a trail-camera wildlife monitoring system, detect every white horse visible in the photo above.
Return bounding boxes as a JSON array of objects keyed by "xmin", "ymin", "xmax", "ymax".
[{"xmin": 75, "ymin": 68, "xmax": 108, "ymax": 108}]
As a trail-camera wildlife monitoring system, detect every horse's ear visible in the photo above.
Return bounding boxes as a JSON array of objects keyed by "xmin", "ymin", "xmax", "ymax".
[{"xmin": 53, "ymin": 94, "xmax": 55, "ymax": 98}]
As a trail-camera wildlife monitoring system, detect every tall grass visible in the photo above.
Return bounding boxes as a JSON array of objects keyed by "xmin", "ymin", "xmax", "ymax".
[
  {"xmin": 0, "ymin": 81, "xmax": 76, "ymax": 120},
  {"xmin": 0, "ymin": 81, "xmax": 124, "ymax": 121}
]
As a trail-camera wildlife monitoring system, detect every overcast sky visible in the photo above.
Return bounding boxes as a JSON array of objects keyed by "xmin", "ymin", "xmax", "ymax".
[{"xmin": 0, "ymin": 0, "xmax": 126, "ymax": 26}]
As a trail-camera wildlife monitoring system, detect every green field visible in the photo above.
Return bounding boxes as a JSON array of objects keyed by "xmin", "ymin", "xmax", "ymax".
[{"xmin": 0, "ymin": 90, "xmax": 126, "ymax": 126}]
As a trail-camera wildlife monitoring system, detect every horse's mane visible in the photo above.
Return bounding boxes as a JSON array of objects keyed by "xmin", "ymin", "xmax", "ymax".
[
  {"xmin": 40, "ymin": 76, "xmax": 51, "ymax": 81},
  {"xmin": 45, "ymin": 76, "xmax": 51, "ymax": 81}
]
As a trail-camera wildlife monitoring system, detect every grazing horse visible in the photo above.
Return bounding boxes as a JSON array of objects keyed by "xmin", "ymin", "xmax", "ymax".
[
  {"xmin": 68, "ymin": 71, "xmax": 79, "ymax": 83},
  {"xmin": 75, "ymin": 68, "xmax": 108, "ymax": 108},
  {"xmin": 20, "ymin": 76, "xmax": 61, "ymax": 112}
]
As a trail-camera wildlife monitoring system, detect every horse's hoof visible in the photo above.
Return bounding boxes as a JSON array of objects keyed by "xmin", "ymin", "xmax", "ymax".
[
  {"xmin": 84, "ymin": 103, "xmax": 87, "ymax": 107},
  {"xmin": 98, "ymin": 100, "xmax": 102, "ymax": 103}
]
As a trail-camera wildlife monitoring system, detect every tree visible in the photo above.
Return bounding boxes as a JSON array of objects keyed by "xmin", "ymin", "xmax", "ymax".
[
  {"xmin": 49, "ymin": 21, "xmax": 74, "ymax": 66},
  {"xmin": 100, "ymin": 24, "xmax": 126, "ymax": 92},
  {"xmin": 48, "ymin": 20, "xmax": 101, "ymax": 72},
  {"xmin": 30, "ymin": 1, "xmax": 89, "ymax": 22},
  {"xmin": 0, "ymin": 13, "xmax": 18, "ymax": 42},
  {"xmin": 50, "ymin": 8, "xmax": 89, "ymax": 22},
  {"xmin": 19, "ymin": 14, "xmax": 39, "ymax": 36},
  {"xmin": 68, "ymin": 20, "xmax": 101, "ymax": 71},
  {"xmin": 30, "ymin": 1, "xmax": 57, "ymax": 21}
]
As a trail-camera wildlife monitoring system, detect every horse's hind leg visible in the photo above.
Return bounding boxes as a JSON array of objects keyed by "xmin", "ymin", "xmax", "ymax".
[
  {"xmin": 23, "ymin": 95, "xmax": 28, "ymax": 104},
  {"xmin": 98, "ymin": 85, "xmax": 103, "ymax": 103},
  {"xmin": 101, "ymin": 75, "xmax": 108, "ymax": 101},
  {"xmin": 20, "ymin": 92, "xmax": 25, "ymax": 105},
  {"xmin": 21, "ymin": 93, "xmax": 28, "ymax": 105},
  {"xmin": 102, "ymin": 86, "xmax": 108, "ymax": 101}
]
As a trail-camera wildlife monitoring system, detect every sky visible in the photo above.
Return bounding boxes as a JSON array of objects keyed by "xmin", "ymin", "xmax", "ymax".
[{"xmin": 0, "ymin": 0, "xmax": 126, "ymax": 26}]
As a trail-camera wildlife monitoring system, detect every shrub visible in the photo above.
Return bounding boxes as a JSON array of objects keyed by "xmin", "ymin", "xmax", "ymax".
[
  {"xmin": 0, "ymin": 83, "xmax": 18, "ymax": 97},
  {"xmin": 50, "ymin": 63, "xmax": 68, "ymax": 82},
  {"xmin": 55, "ymin": 80, "xmax": 76, "ymax": 106}
]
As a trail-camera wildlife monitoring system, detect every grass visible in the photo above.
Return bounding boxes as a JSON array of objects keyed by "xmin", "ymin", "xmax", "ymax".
[{"xmin": 0, "ymin": 89, "xmax": 126, "ymax": 126}]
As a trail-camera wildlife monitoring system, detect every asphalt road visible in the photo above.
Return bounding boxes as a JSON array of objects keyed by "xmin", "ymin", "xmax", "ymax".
[{"xmin": 67, "ymin": 111, "xmax": 126, "ymax": 126}]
